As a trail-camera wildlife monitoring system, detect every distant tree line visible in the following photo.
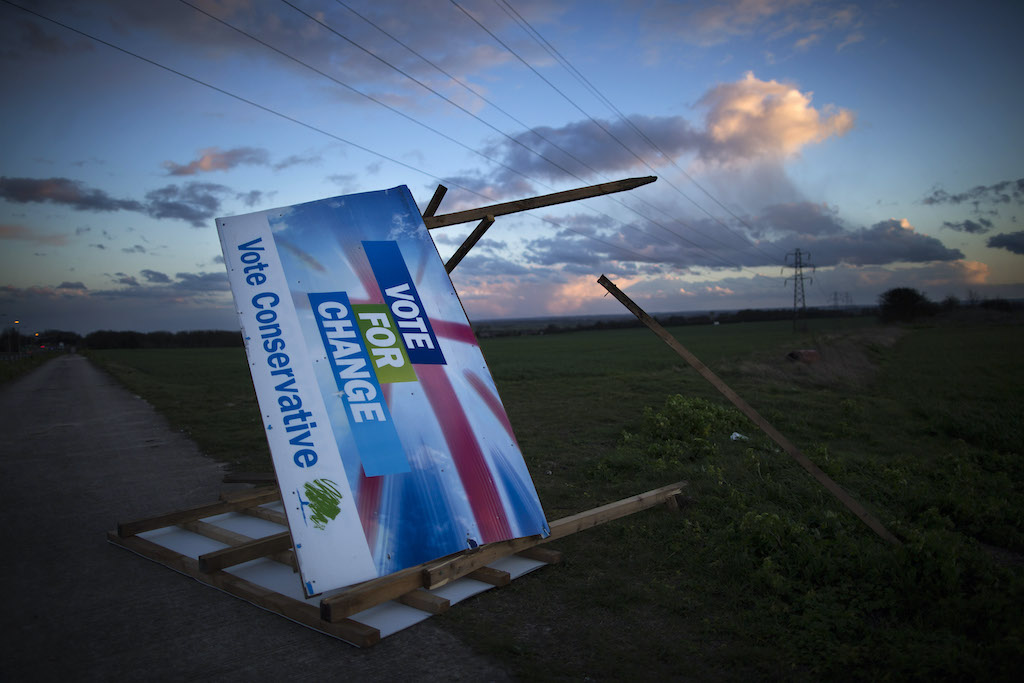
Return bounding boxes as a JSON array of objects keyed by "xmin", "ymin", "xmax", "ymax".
[
  {"xmin": 82, "ymin": 329, "xmax": 243, "ymax": 349},
  {"xmin": 4, "ymin": 328, "xmax": 247, "ymax": 351},
  {"xmin": 877, "ymin": 287, "xmax": 1020, "ymax": 323}
]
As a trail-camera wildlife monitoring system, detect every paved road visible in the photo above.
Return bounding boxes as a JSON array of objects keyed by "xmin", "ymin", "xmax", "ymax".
[{"xmin": 0, "ymin": 354, "xmax": 510, "ymax": 681}]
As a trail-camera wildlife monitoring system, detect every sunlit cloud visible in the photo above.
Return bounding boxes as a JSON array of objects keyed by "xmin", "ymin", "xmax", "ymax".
[
  {"xmin": 479, "ymin": 73, "xmax": 853, "ymax": 192},
  {"xmin": 163, "ymin": 147, "xmax": 269, "ymax": 176},
  {"xmin": 697, "ymin": 72, "xmax": 854, "ymax": 164},
  {"xmin": 0, "ymin": 223, "xmax": 67, "ymax": 246}
]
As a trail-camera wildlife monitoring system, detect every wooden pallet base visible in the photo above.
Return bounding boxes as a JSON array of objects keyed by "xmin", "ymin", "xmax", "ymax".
[{"xmin": 110, "ymin": 481, "xmax": 686, "ymax": 646}]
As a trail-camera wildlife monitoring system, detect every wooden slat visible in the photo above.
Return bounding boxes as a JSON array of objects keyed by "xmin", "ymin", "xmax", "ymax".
[
  {"xmin": 422, "ymin": 176, "xmax": 656, "ymax": 229},
  {"xmin": 107, "ymin": 531, "xmax": 379, "ymax": 647},
  {"xmin": 117, "ymin": 488, "xmax": 281, "ymax": 537},
  {"xmin": 320, "ymin": 564, "xmax": 427, "ymax": 623},
  {"xmin": 597, "ymin": 274, "xmax": 902, "ymax": 546},
  {"xmin": 396, "ymin": 589, "xmax": 450, "ymax": 614},
  {"xmin": 222, "ymin": 471, "xmax": 276, "ymax": 485},
  {"xmin": 198, "ymin": 531, "xmax": 292, "ymax": 573},
  {"xmin": 423, "ymin": 536, "xmax": 540, "ymax": 590},
  {"xmin": 220, "ymin": 485, "xmax": 280, "ymax": 503},
  {"xmin": 516, "ymin": 546, "xmax": 563, "ymax": 564},
  {"xmin": 466, "ymin": 566, "xmax": 510, "ymax": 586},
  {"xmin": 183, "ymin": 520, "xmax": 296, "ymax": 569},
  {"xmin": 321, "ymin": 480, "xmax": 687, "ymax": 621},
  {"xmin": 240, "ymin": 505, "xmax": 288, "ymax": 527}
]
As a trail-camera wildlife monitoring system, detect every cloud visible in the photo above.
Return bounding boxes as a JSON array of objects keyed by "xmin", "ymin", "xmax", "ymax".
[
  {"xmin": 836, "ymin": 32, "xmax": 865, "ymax": 52},
  {"xmin": 987, "ymin": 231, "xmax": 1024, "ymax": 255},
  {"xmin": 143, "ymin": 182, "xmax": 232, "ymax": 227},
  {"xmin": 57, "ymin": 281, "xmax": 87, "ymax": 290},
  {"xmin": 800, "ymin": 218, "xmax": 963, "ymax": 266},
  {"xmin": 483, "ymin": 115, "xmax": 704, "ymax": 185},
  {"xmin": 942, "ymin": 218, "xmax": 993, "ymax": 234},
  {"xmin": 638, "ymin": 0, "xmax": 863, "ymax": 51},
  {"xmin": 140, "ymin": 269, "xmax": 171, "ymax": 284},
  {"xmin": 0, "ymin": 175, "xmax": 266, "ymax": 227},
  {"xmin": 163, "ymin": 147, "xmax": 270, "ymax": 176},
  {"xmin": 519, "ymin": 201, "xmax": 960, "ymax": 274},
  {"xmin": 696, "ymin": 72, "xmax": 854, "ymax": 164},
  {"xmin": 0, "ymin": 223, "xmax": 67, "ymax": 246},
  {"xmin": 922, "ymin": 178, "xmax": 1024, "ymax": 210},
  {"xmin": 1, "ymin": 18, "xmax": 92, "ymax": 60},
  {"xmin": 273, "ymin": 154, "xmax": 321, "ymax": 171},
  {"xmin": 0, "ymin": 177, "xmax": 143, "ymax": 212},
  {"xmin": 479, "ymin": 73, "xmax": 853, "ymax": 192},
  {"xmin": 121, "ymin": 244, "xmax": 147, "ymax": 254},
  {"xmin": 172, "ymin": 272, "xmax": 231, "ymax": 291}
]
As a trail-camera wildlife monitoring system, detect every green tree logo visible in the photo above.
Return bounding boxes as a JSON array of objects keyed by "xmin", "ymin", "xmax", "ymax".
[{"xmin": 302, "ymin": 479, "xmax": 343, "ymax": 530}]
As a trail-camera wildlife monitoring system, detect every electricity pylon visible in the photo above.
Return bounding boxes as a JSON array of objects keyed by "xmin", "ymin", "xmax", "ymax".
[{"xmin": 783, "ymin": 249, "xmax": 814, "ymax": 332}]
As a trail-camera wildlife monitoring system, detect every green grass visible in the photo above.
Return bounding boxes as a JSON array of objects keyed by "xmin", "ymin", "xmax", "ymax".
[
  {"xmin": 0, "ymin": 353, "xmax": 57, "ymax": 384},
  {"xmin": 87, "ymin": 317, "xmax": 1024, "ymax": 679}
]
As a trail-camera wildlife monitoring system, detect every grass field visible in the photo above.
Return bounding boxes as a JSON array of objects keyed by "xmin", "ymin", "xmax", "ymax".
[{"xmin": 86, "ymin": 315, "xmax": 1024, "ymax": 680}]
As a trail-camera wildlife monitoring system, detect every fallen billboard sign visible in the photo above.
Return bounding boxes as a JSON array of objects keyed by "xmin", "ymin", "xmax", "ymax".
[{"xmin": 217, "ymin": 186, "xmax": 549, "ymax": 596}]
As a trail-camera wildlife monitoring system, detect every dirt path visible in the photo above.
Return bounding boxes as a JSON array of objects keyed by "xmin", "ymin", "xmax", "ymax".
[{"xmin": 0, "ymin": 354, "xmax": 510, "ymax": 681}]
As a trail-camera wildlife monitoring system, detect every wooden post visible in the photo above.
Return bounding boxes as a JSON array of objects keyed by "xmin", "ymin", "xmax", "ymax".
[
  {"xmin": 422, "ymin": 176, "xmax": 656, "ymax": 229},
  {"xmin": 596, "ymin": 275, "xmax": 901, "ymax": 547}
]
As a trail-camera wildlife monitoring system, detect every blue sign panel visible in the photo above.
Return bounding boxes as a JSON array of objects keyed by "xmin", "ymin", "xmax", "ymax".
[
  {"xmin": 308, "ymin": 291, "xmax": 410, "ymax": 477},
  {"xmin": 363, "ymin": 240, "xmax": 447, "ymax": 365}
]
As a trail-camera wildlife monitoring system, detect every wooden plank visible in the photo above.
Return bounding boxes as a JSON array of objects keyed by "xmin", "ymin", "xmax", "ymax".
[
  {"xmin": 597, "ymin": 274, "xmax": 902, "ymax": 546},
  {"xmin": 517, "ymin": 546, "xmax": 563, "ymax": 564},
  {"xmin": 422, "ymin": 176, "xmax": 656, "ymax": 229},
  {"xmin": 396, "ymin": 589, "xmax": 450, "ymax": 614},
  {"xmin": 198, "ymin": 531, "xmax": 292, "ymax": 573},
  {"xmin": 423, "ymin": 536, "xmax": 539, "ymax": 590},
  {"xmin": 117, "ymin": 488, "xmax": 281, "ymax": 537},
  {"xmin": 321, "ymin": 564, "xmax": 427, "ymax": 623},
  {"xmin": 322, "ymin": 480, "xmax": 687, "ymax": 621},
  {"xmin": 545, "ymin": 481, "xmax": 686, "ymax": 541},
  {"xmin": 240, "ymin": 504, "xmax": 288, "ymax": 527},
  {"xmin": 466, "ymin": 566, "xmax": 510, "ymax": 586},
  {"xmin": 445, "ymin": 215, "xmax": 494, "ymax": 273},
  {"xmin": 108, "ymin": 532, "xmax": 379, "ymax": 647},
  {"xmin": 220, "ymin": 485, "xmax": 280, "ymax": 503},
  {"xmin": 183, "ymin": 520, "xmax": 296, "ymax": 569},
  {"xmin": 222, "ymin": 471, "xmax": 276, "ymax": 485},
  {"xmin": 422, "ymin": 184, "xmax": 447, "ymax": 218}
]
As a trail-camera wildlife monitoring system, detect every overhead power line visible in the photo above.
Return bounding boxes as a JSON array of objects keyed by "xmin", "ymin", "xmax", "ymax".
[
  {"xmin": 278, "ymin": 0, "xmax": 744, "ymax": 269},
  {"xmin": 491, "ymin": 0, "xmax": 787, "ymax": 265}
]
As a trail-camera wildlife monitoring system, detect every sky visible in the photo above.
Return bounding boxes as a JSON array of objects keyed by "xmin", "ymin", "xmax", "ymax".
[{"xmin": 2, "ymin": 0, "xmax": 1023, "ymax": 335}]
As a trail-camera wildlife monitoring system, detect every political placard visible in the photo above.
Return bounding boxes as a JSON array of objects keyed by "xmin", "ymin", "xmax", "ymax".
[{"xmin": 217, "ymin": 186, "xmax": 548, "ymax": 596}]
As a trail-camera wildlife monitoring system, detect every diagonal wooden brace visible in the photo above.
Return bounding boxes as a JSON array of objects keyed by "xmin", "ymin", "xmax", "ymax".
[{"xmin": 445, "ymin": 215, "xmax": 495, "ymax": 273}]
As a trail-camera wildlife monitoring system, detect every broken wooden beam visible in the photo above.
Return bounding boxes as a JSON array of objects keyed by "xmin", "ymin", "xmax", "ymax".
[
  {"xmin": 422, "ymin": 176, "xmax": 656, "ymax": 229},
  {"xmin": 597, "ymin": 274, "xmax": 901, "ymax": 546}
]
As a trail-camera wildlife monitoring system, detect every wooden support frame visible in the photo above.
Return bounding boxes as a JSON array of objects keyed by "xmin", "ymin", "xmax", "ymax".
[
  {"xmin": 319, "ymin": 481, "xmax": 686, "ymax": 622},
  {"xmin": 426, "ymin": 176, "xmax": 657, "ymax": 275},
  {"xmin": 110, "ymin": 479, "xmax": 685, "ymax": 643}
]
